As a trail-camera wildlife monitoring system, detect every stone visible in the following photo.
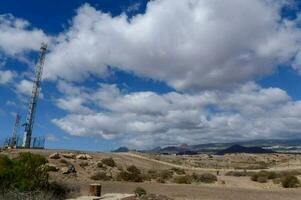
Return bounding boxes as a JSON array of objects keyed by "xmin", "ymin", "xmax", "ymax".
[
  {"xmin": 76, "ymin": 154, "xmax": 93, "ymax": 160},
  {"xmin": 62, "ymin": 153, "xmax": 76, "ymax": 159},
  {"xmin": 49, "ymin": 152, "xmax": 60, "ymax": 159}
]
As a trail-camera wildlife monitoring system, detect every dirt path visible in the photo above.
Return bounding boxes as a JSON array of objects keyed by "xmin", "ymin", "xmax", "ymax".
[
  {"xmin": 82, "ymin": 181, "xmax": 301, "ymax": 200},
  {"xmin": 121, "ymin": 152, "xmax": 301, "ymax": 173}
]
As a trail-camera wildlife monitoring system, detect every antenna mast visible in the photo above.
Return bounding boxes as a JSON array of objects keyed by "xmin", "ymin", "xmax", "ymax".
[
  {"xmin": 10, "ymin": 113, "xmax": 20, "ymax": 148},
  {"xmin": 22, "ymin": 43, "xmax": 47, "ymax": 148}
]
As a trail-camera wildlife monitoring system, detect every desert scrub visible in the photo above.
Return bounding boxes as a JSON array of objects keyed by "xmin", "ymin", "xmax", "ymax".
[
  {"xmin": 90, "ymin": 172, "xmax": 111, "ymax": 181},
  {"xmin": 257, "ymin": 176, "xmax": 268, "ymax": 183},
  {"xmin": 281, "ymin": 176, "xmax": 300, "ymax": 188},
  {"xmin": 251, "ymin": 171, "xmax": 279, "ymax": 182},
  {"xmin": 101, "ymin": 158, "xmax": 116, "ymax": 167},
  {"xmin": 134, "ymin": 187, "xmax": 147, "ymax": 197},
  {"xmin": 173, "ymin": 175, "xmax": 192, "ymax": 184},
  {"xmin": 158, "ymin": 170, "xmax": 174, "ymax": 180},
  {"xmin": 225, "ymin": 170, "xmax": 255, "ymax": 177},
  {"xmin": 171, "ymin": 167, "xmax": 185, "ymax": 175},
  {"xmin": 117, "ymin": 165, "xmax": 144, "ymax": 182},
  {"xmin": 194, "ymin": 173, "xmax": 217, "ymax": 183}
]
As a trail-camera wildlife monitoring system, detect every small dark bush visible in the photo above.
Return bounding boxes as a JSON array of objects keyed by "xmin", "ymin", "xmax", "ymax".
[
  {"xmin": 90, "ymin": 172, "xmax": 111, "ymax": 181},
  {"xmin": 134, "ymin": 187, "xmax": 146, "ymax": 197},
  {"xmin": 148, "ymin": 169, "xmax": 159, "ymax": 179},
  {"xmin": 225, "ymin": 171, "xmax": 247, "ymax": 177},
  {"xmin": 159, "ymin": 170, "xmax": 173, "ymax": 180},
  {"xmin": 257, "ymin": 176, "xmax": 268, "ymax": 183},
  {"xmin": 281, "ymin": 176, "xmax": 300, "ymax": 188},
  {"xmin": 116, "ymin": 171, "xmax": 143, "ymax": 182},
  {"xmin": 127, "ymin": 165, "xmax": 141, "ymax": 175},
  {"xmin": 171, "ymin": 167, "xmax": 185, "ymax": 175},
  {"xmin": 101, "ymin": 158, "xmax": 116, "ymax": 167},
  {"xmin": 173, "ymin": 175, "xmax": 192, "ymax": 184},
  {"xmin": 198, "ymin": 173, "xmax": 217, "ymax": 183}
]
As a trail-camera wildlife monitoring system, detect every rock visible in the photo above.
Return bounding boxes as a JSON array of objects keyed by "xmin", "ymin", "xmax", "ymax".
[
  {"xmin": 49, "ymin": 152, "xmax": 60, "ymax": 159},
  {"xmin": 62, "ymin": 164, "xmax": 76, "ymax": 174},
  {"xmin": 76, "ymin": 154, "xmax": 93, "ymax": 160},
  {"xmin": 62, "ymin": 153, "xmax": 76, "ymax": 159}
]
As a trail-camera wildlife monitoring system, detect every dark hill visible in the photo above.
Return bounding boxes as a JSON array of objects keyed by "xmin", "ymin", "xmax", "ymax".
[
  {"xmin": 216, "ymin": 144, "xmax": 274, "ymax": 155},
  {"xmin": 112, "ymin": 147, "xmax": 129, "ymax": 152}
]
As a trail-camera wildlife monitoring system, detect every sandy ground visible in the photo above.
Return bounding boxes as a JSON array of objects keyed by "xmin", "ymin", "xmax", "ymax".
[{"xmin": 2, "ymin": 149, "xmax": 301, "ymax": 200}]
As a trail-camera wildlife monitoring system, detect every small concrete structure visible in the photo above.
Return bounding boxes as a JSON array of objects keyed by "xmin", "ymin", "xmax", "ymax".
[{"xmin": 89, "ymin": 184, "xmax": 101, "ymax": 197}]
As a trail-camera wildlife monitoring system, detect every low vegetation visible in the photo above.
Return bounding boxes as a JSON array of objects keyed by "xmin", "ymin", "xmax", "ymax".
[
  {"xmin": 249, "ymin": 170, "xmax": 301, "ymax": 188},
  {"xmin": 281, "ymin": 176, "xmax": 300, "ymax": 188},
  {"xmin": 173, "ymin": 175, "xmax": 192, "ymax": 184},
  {"xmin": 0, "ymin": 153, "xmax": 74, "ymax": 199},
  {"xmin": 101, "ymin": 157, "xmax": 116, "ymax": 167},
  {"xmin": 117, "ymin": 165, "xmax": 144, "ymax": 182},
  {"xmin": 134, "ymin": 187, "xmax": 147, "ymax": 197},
  {"xmin": 90, "ymin": 172, "xmax": 111, "ymax": 181}
]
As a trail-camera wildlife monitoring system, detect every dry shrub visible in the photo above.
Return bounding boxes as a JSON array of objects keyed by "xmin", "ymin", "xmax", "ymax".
[
  {"xmin": 158, "ymin": 170, "xmax": 173, "ymax": 180},
  {"xmin": 173, "ymin": 175, "xmax": 192, "ymax": 184},
  {"xmin": 101, "ymin": 158, "xmax": 116, "ymax": 167},
  {"xmin": 281, "ymin": 176, "xmax": 300, "ymax": 188},
  {"xmin": 257, "ymin": 176, "xmax": 268, "ymax": 183},
  {"xmin": 171, "ymin": 167, "xmax": 185, "ymax": 175},
  {"xmin": 90, "ymin": 172, "xmax": 111, "ymax": 181},
  {"xmin": 197, "ymin": 173, "xmax": 217, "ymax": 183}
]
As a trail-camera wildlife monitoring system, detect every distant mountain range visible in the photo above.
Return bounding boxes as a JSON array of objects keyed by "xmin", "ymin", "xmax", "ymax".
[
  {"xmin": 112, "ymin": 139, "xmax": 301, "ymax": 154},
  {"xmin": 215, "ymin": 144, "xmax": 274, "ymax": 155}
]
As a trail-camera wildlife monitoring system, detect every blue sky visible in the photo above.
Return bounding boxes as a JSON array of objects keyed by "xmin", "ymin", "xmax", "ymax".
[{"xmin": 1, "ymin": 0, "xmax": 301, "ymax": 151}]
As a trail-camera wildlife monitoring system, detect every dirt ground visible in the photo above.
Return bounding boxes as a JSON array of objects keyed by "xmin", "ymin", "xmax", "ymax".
[{"xmin": 2, "ymin": 149, "xmax": 301, "ymax": 200}]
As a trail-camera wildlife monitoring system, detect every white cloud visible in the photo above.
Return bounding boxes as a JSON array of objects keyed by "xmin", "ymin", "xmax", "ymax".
[
  {"xmin": 0, "ymin": 14, "xmax": 49, "ymax": 58},
  {"xmin": 46, "ymin": 134, "xmax": 58, "ymax": 142},
  {"xmin": 52, "ymin": 82, "xmax": 301, "ymax": 148},
  {"xmin": 44, "ymin": 0, "xmax": 301, "ymax": 91},
  {"xmin": 0, "ymin": 70, "xmax": 16, "ymax": 84},
  {"xmin": 15, "ymin": 79, "xmax": 33, "ymax": 96}
]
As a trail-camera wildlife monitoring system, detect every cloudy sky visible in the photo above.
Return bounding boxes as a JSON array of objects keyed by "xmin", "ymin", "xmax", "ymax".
[{"xmin": 1, "ymin": 0, "xmax": 301, "ymax": 151}]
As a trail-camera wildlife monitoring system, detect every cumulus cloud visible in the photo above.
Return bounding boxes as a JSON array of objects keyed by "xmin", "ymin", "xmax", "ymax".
[
  {"xmin": 0, "ymin": 70, "xmax": 16, "ymax": 84},
  {"xmin": 0, "ymin": 14, "xmax": 49, "ymax": 58},
  {"xmin": 44, "ymin": 0, "xmax": 301, "ymax": 91},
  {"xmin": 52, "ymin": 82, "xmax": 301, "ymax": 148}
]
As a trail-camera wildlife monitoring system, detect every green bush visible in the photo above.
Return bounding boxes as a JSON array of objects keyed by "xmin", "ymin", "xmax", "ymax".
[
  {"xmin": 0, "ymin": 153, "xmax": 48, "ymax": 192},
  {"xmin": 134, "ymin": 187, "xmax": 146, "ymax": 197},
  {"xmin": 101, "ymin": 158, "xmax": 116, "ymax": 167},
  {"xmin": 90, "ymin": 172, "xmax": 111, "ymax": 181},
  {"xmin": 198, "ymin": 173, "xmax": 217, "ymax": 183},
  {"xmin": 44, "ymin": 165, "xmax": 59, "ymax": 172},
  {"xmin": 281, "ymin": 176, "xmax": 300, "ymax": 188},
  {"xmin": 173, "ymin": 175, "xmax": 192, "ymax": 184}
]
